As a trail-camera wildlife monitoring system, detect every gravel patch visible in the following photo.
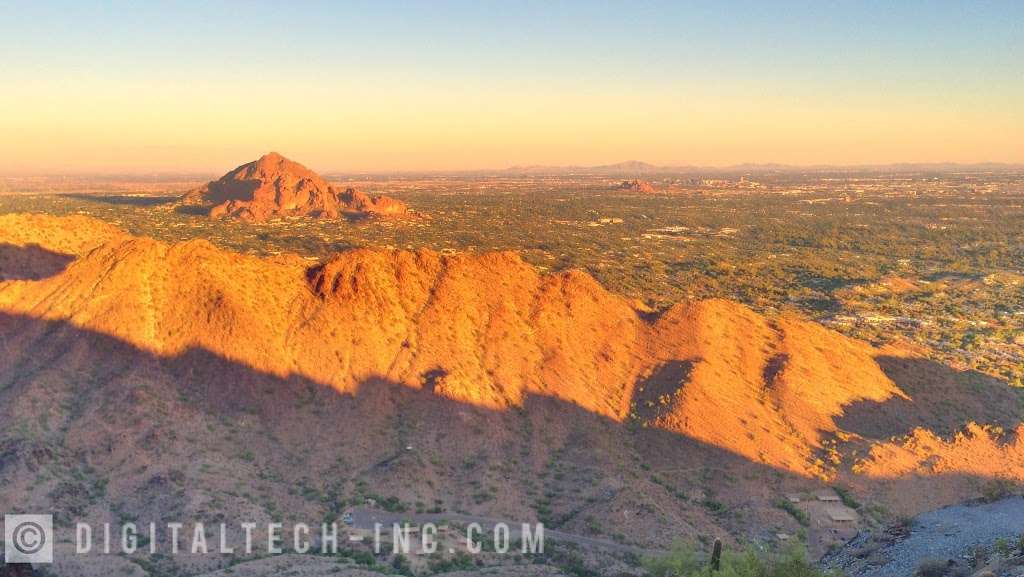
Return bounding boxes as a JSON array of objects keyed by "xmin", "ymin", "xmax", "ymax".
[{"xmin": 828, "ymin": 497, "xmax": 1024, "ymax": 577}]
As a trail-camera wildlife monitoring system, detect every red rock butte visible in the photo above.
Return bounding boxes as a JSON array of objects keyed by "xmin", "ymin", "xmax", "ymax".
[{"xmin": 182, "ymin": 152, "xmax": 408, "ymax": 222}]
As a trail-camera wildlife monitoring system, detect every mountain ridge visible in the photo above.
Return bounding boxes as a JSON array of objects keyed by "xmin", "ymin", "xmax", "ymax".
[
  {"xmin": 2, "ymin": 213, "xmax": 1020, "ymax": 484},
  {"xmin": 2, "ymin": 212, "xmax": 1023, "ymax": 576}
]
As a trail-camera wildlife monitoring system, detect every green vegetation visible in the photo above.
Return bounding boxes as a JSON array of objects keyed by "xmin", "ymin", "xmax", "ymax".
[
  {"xmin": 831, "ymin": 485, "xmax": 861, "ymax": 510},
  {"xmin": 981, "ymin": 477, "xmax": 1018, "ymax": 503},
  {"xmin": 390, "ymin": 553, "xmax": 413, "ymax": 576},
  {"xmin": 703, "ymin": 498, "xmax": 728, "ymax": 515},
  {"xmin": 350, "ymin": 550, "xmax": 376, "ymax": 566},
  {"xmin": 427, "ymin": 552, "xmax": 475, "ymax": 572},
  {"xmin": 775, "ymin": 499, "xmax": 810, "ymax": 527},
  {"xmin": 645, "ymin": 541, "xmax": 840, "ymax": 577}
]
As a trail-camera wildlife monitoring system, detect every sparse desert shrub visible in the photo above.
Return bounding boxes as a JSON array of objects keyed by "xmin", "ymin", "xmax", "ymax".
[
  {"xmin": 768, "ymin": 546, "xmax": 838, "ymax": 577},
  {"xmin": 351, "ymin": 550, "xmax": 376, "ymax": 566},
  {"xmin": 644, "ymin": 541, "xmax": 836, "ymax": 577},
  {"xmin": 427, "ymin": 551, "xmax": 474, "ymax": 572},
  {"xmin": 379, "ymin": 495, "xmax": 408, "ymax": 513},
  {"xmin": 643, "ymin": 541, "xmax": 703, "ymax": 577},
  {"xmin": 776, "ymin": 499, "xmax": 810, "ymax": 527},
  {"xmin": 703, "ymin": 498, "xmax": 727, "ymax": 515},
  {"xmin": 980, "ymin": 477, "xmax": 1017, "ymax": 503},
  {"xmin": 832, "ymin": 485, "xmax": 861, "ymax": 510},
  {"xmin": 391, "ymin": 553, "xmax": 412, "ymax": 576},
  {"xmin": 891, "ymin": 515, "xmax": 914, "ymax": 535},
  {"xmin": 860, "ymin": 502, "xmax": 891, "ymax": 525}
]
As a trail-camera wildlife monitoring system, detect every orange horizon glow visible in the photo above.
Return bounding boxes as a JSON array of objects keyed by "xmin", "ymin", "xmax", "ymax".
[
  {"xmin": 2, "ymin": 76, "xmax": 1022, "ymax": 174},
  {"xmin": 4, "ymin": 82, "xmax": 1021, "ymax": 174},
  {"xmin": 1, "ymin": 2, "xmax": 1022, "ymax": 174}
]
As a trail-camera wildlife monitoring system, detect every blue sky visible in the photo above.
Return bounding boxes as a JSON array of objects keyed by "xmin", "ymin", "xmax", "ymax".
[{"xmin": 1, "ymin": 1, "xmax": 1021, "ymax": 171}]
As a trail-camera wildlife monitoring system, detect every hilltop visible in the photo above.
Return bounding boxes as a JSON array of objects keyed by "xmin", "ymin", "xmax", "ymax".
[{"xmin": 182, "ymin": 152, "xmax": 407, "ymax": 221}]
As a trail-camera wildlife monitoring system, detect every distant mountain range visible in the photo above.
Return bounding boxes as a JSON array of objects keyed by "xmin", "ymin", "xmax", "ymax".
[{"xmin": 499, "ymin": 160, "xmax": 1024, "ymax": 176}]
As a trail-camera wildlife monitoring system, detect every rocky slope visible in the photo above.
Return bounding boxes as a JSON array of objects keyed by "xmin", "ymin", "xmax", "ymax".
[
  {"xmin": 0, "ymin": 214, "xmax": 908, "ymax": 477},
  {"xmin": 1, "ymin": 213, "xmax": 1020, "ymax": 481},
  {"xmin": 0, "ymin": 214, "xmax": 1021, "ymax": 575},
  {"xmin": 182, "ymin": 153, "xmax": 407, "ymax": 221}
]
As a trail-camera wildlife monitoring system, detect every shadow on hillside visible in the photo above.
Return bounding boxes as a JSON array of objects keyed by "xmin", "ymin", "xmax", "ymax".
[
  {"xmin": 0, "ymin": 243, "xmax": 75, "ymax": 281},
  {"xmin": 0, "ymin": 308, "xmax": 1019, "ymax": 554},
  {"xmin": 0, "ymin": 310, "xmax": 812, "ymax": 540},
  {"xmin": 0, "ymin": 313, "xmax": 770, "ymax": 537},
  {"xmin": 59, "ymin": 193, "xmax": 180, "ymax": 207},
  {"xmin": 838, "ymin": 356, "xmax": 1023, "ymax": 441},
  {"xmin": 632, "ymin": 360, "xmax": 694, "ymax": 420}
]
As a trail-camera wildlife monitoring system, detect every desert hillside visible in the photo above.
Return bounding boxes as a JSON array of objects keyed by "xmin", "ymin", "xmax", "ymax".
[
  {"xmin": 1, "ymin": 214, "xmax": 1021, "ymax": 477},
  {"xmin": 0, "ymin": 213, "xmax": 1022, "ymax": 574}
]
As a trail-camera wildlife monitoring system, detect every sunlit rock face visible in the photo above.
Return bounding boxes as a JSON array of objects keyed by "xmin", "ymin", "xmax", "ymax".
[{"xmin": 183, "ymin": 152, "xmax": 407, "ymax": 221}]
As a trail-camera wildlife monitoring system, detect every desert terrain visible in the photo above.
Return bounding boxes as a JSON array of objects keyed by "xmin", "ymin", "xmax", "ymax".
[{"xmin": 0, "ymin": 159, "xmax": 1022, "ymax": 576}]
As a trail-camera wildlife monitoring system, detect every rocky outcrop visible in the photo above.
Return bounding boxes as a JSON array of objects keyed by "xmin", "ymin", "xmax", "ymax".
[
  {"xmin": 337, "ymin": 187, "xmax": 409, "ymax": 216},
  {"xmin": 183, "ymin": 152, "xmax": 407, "ymax": 221}
]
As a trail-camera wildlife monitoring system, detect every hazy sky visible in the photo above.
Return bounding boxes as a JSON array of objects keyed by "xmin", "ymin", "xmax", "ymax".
[{"xmin": 1, "ymin": 1, "xmax": 1022, "ymax": 172}]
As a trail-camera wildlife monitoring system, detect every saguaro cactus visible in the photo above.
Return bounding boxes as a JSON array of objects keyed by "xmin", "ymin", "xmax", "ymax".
[{"xmin": 710, "ymin": 538, "xmax": 723, "ymax": 572}]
